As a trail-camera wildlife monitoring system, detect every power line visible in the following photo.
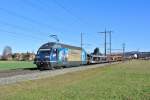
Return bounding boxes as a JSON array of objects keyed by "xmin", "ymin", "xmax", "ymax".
[
  {"xmin": 0, "ymin": 29, "xmax": 42, "ymax": 41},
  {"xmin": 0, "ymin": 20, "xmax": 31, "ymax": 31},
  {"xmin": 0, "ymin": 20, "xmax": 43, "ymax": 33},
  {"xmin": 22, "ymin": 0, "xmax": 45, "ymax": 11},
  {"xmin": 52, "ymin": 0, "xmax": 86, "ymax": 25},
  {"xmin": 0, "ymin": 30, "xmax": 42, "ymax": 53},
  {"xmin": 108, "ymin": 49, "xmax": 122, "ymax": 51},
  {"xmin": 0, "ymin": 20, "xmax": 47, "ymax": 41},
  {"xmin": 0, "ymin": 7, "xmax": 56, "ymax": 30},
  {"xmin": 22, "ymin": 0, "xmax": 69, "ymax": 32},
  {"xmin": 80, "ymin": 33, "xmax": 91, "ymax": 49},
  {"xmin": 31, "ymin": 0, "xmax": 87, "ymax": 27},
  {"xmin": 0, "ymin": 6, "xmax": 58, "ymax": 41}
]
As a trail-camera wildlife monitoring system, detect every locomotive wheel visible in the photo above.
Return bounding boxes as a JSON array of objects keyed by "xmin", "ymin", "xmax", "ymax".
[
  {"xmin": 45, "ymin": 63, "xmax": 55, "ymax": 70},
  {"xmin": 37, "ymin": 65, "xmax": 44, "ymax": 71},
  {"xmin": 37, "ymin": 65, "xmax": 42, "ymax": 69}
]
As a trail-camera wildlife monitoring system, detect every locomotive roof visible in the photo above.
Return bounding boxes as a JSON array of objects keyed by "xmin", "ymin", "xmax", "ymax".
[{"xmin": 39, "ymin": 42, "xmax": 82, "ymax": 50}]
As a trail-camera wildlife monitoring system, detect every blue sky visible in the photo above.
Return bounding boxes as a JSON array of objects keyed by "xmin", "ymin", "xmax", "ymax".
[{"xmin": 0, "ymin": 0, "xmax": 150, "ymax": 54}]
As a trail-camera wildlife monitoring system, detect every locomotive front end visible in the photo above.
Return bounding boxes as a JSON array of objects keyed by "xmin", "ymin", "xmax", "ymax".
[{"xmin": 34, "ymin": 49, "xmax": 52, "ymax": 69}]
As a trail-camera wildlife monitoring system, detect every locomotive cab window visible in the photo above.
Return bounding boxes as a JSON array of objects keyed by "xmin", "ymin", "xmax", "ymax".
[{"xmin": 38, "ymin": 49, "xmax": 51, "ymax": 55}]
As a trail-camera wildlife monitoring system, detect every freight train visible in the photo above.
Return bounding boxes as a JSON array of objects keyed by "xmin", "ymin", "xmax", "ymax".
[{"xmin": 34, "ymin": 42, "xmax": 123, "ymax": 70}]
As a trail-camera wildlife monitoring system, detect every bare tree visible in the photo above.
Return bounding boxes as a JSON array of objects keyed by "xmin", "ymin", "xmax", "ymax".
[
  {"xmin": 2, "ymin": 46, "xmax": 12, "ymax": 60},
  {"xmin": 93, "ymin": 48, "xmax": 102, "ymax": 55}
]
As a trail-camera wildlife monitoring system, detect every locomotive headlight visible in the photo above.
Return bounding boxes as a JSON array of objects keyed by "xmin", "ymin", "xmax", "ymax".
[{"xmin": 45, "ymin": 56, "xmax": 50, "ymax": 58}]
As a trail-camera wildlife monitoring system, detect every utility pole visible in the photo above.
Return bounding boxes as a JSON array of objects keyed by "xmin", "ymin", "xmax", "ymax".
[
  {"xmin": 81, "ymin": 32, "xmax": 83, "ymax": 50},
  {"xmin": 104, "ymin": 29, "xmax": 107, "ymax": 56},
  {"xmin": 122, "ymin": 43, "xmax": 126, "ymax": 61},
  {"xmin": 98, "ymin": 29, "xmax": 112, "ymax": 56},
  {"xmin": 98, "ymin": 29, "xmax": 107, "ymax": 56},
  {"xmin": 109, "ymin": 31, "xmax": 113, "ymax": 56}
]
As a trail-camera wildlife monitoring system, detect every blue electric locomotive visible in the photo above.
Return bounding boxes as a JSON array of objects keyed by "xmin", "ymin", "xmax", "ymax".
[{"xmin": 34, "ymin": 42, "xmax": 87, "ymax": 69}]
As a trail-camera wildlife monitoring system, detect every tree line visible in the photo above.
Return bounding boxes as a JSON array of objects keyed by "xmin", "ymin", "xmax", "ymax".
[
  {"xmin": 0, "ymin": 46, "xmax": 102, "ymax": 61},
  {"xmin": 0, "ymin": 46, "xmax": 35, "ymax": 61}
]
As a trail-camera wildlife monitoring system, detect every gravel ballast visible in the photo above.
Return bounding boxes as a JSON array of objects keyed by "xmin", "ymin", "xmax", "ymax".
[{"xmin": 0, "ymin": 63, "xmax": 115, "ymax": 85}]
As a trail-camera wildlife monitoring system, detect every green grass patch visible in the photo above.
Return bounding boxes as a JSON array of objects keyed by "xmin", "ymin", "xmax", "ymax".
[
  {"xmin": 0, "ymin": 60, "xmax": 150, "ymax": 100},
  {"xmin": 0, "ymin": 61, "xmax": 36, "ymax": 70}
]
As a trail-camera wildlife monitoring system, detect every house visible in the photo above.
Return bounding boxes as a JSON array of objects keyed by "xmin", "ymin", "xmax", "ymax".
[
  {"xmin": 13, "ymin": 53, "xmax": 24, "ymax": 61},
  {"xmin": 13, "ymin": 53, "xmax": 35, "ymax": 61},
  {"xmin": 26, "ymin": 53, "xmax": 35, "ymax": 61},
  {"xmin": 2, "ymin": 54, "xmax": 12, "ymax": 60}
]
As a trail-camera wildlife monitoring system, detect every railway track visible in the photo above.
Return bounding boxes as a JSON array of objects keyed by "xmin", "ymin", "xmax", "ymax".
[
  {"xmin": 0, "ymin": 68, "xmax": 39, "ymax": 78},
  {"xmin": 0, "ymin": 62, "xmax": 119, "ymax": 85}
]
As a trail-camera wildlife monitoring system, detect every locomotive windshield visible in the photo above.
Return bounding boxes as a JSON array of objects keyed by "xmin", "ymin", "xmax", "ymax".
[{"xmin": 38, "ymin": 49, "xmax": 51, "ymax": 55}]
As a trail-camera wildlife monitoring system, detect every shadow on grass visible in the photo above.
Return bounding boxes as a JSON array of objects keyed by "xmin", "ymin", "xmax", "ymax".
[{"xmin": 23, "ymin": 67, "xmax": 38, "ymax": 70}]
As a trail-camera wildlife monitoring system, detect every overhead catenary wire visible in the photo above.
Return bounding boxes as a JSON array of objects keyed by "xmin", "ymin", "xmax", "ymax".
[
  {"xmin": 22, "ymin": 0, "xmax": 88, "ymax": 33},
  {"xmin": 0, "ymin": 29, "xmax": 42, "ymax": 41},
  {"xmin": 0, "ymin": 1, "xmax": 98, "ymax": 51},
  {"xmin": 0, "ymin": 5, "xmax": 57, "ymax": 41},
  {"xmin": 26, "ymin": 0, "xmax": 87, "ymax": 28},
  {"xmin": 0, "ymin": 7, "xmax": 57, "ymax": 31},
  {"xmin": 22, "ymin": 0, "xmax": 69, "ymax": 32},
  {"xmin": 0, "ymin": 20, "xmax": 48, "ymax": 40},
  {"xmin": 0, "ymin": 30, "xmax": 42, "ymax": 54},
  {"xmin": 0, "ymin": 20, "xmax": 32, "ymax": 31},
  {"xmin": 0, "ymin": 1, "xmax": 80, "ymax": 42},
  {"xmin": 52, "ymin": 0, "xmax": 87, "ymax": 25},
  {"xmin": 22, "ymin": 0, "xmax": 45, "ymax": 11},
  {"xmin": 0, "ymin": 1, "xmax": 91, "ymax": 43},
  {"xmin": 0, "ymin": 0, "xmax": 99, "ymax": 54}
]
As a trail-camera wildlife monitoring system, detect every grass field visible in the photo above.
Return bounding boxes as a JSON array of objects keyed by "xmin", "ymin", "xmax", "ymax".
[
  {"xmin": 0, "ymin": 60, "xmax": 150, "ymax": 100},
  {"xmin": 0, "ymin": 61, "xmax": 36, "ymax": 70}
]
